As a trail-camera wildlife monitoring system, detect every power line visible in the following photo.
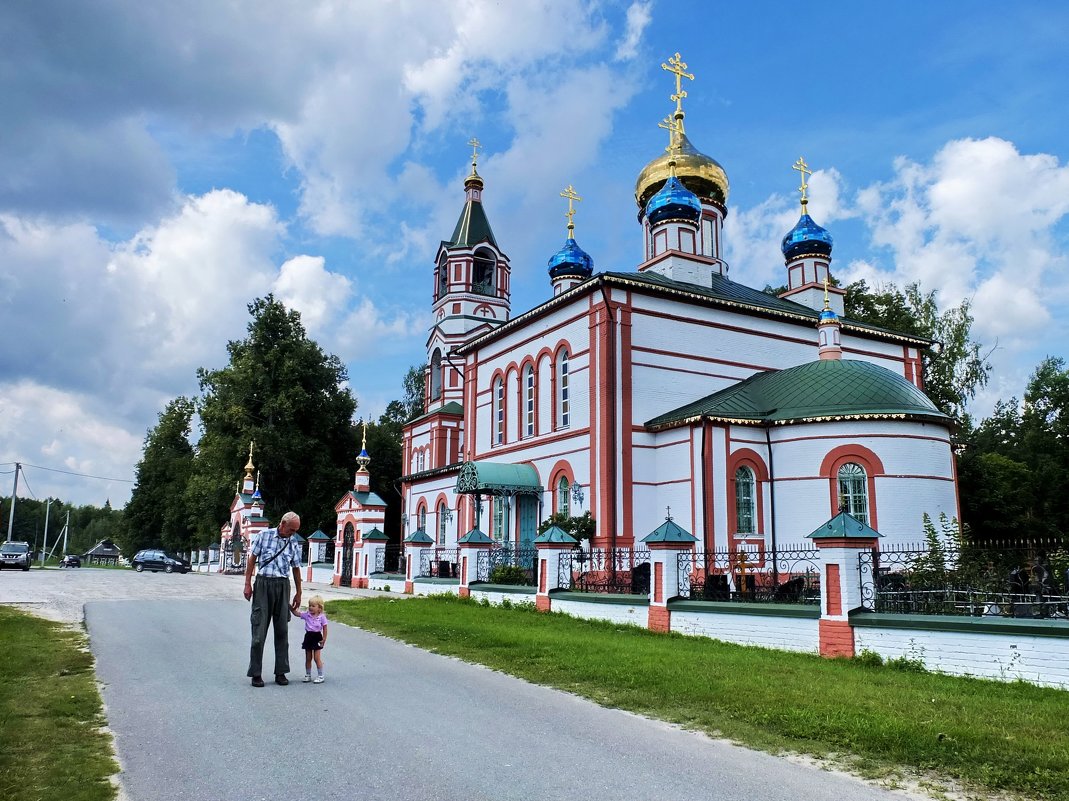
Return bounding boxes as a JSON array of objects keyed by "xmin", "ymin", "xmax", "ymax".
[
  {"xmin": 19, "ymin": 471, "xmax": 38, "ymax": 501},
  {"xmin": 21, "ymin": 463, "xmax": 134, "ymax": 484}
]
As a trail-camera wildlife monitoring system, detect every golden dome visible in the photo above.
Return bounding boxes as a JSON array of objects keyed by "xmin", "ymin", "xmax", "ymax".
[{"xmin": 635, "ymin": 132, "xmax": 729, "ymax": 209}]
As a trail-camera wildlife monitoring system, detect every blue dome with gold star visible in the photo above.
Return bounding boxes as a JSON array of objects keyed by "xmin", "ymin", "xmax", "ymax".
[
  {"xmin": 548, "ymin": 237, "xmax": 594, "ymax": 280},
  {"xmin": 782, "ymin": 213, "xmax": 834, "ymax": 260},
  {"xmin": 819, "ymin": 307, "xmax": 839, "ymax": 322},
  {"xmin": 645, "ymin": 175, "xmax": 702, "ymax": 226}
]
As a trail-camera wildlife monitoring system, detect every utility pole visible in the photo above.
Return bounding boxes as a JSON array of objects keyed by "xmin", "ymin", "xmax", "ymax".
[
  {"xmin": 62, "ymin": 510, "xmax": 70, "ymax": 555},
  {"xmin": 6, "ymin": 462, "xmax": 19, "ymax": 542},
  {"xmin": 41, "ymin": 498, "xmax": 52, "ymax": 567}
]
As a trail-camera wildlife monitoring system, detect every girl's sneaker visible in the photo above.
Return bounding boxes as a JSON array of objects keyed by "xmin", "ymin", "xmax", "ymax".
[
  {"xmin": 313, "ymin": 676, "xmax": 325, "ymax": 684},
  {"xmin": 302, "ymin": 675, "xmax": 312, "ymax": 683}
]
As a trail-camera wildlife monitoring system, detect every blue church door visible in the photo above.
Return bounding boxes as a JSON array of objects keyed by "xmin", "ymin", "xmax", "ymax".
[{"xmin": 518, "ymin": 496, "xmax": 537, "ymax": 549}]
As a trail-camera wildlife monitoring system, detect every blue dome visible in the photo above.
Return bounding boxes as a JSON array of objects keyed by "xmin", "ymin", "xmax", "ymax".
[
  {"xmin": 547, "ymin": 237, "xmax": 594, "ymax": 280},
  {"xmin": 781, "ymin": 213, "xmax": 834, "ymax": 260},
  {"xmin": 358, "ymin": 447, "xmax": 370, "ymax": 460},
  {"xmin": 644, "ymin": 175, "xmax": 702, "ymax": 225},
  {"xmin": 252, "ymin": 489, "xmax": 262, "ymax": 499},
  {"xmin": 819, "ymin": 308, "xmax": 839, "ymax": 322}
]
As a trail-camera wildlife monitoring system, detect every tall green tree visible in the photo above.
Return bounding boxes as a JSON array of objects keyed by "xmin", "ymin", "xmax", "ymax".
[
  {"xmin": 844, "ymin": 280, "xmax": 991, "ymax": 422},
  {"xmin": 187, "ymin": 295, "xmax": 359, "ymax": 543},
  {"xmin": 123, "ymin": 397, "xmax": 196, "ymax": 554}
]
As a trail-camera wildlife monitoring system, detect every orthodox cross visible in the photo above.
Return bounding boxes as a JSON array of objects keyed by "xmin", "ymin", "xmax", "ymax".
[
  {"xmin": 560, "ymin": 184, "xmax": 581, "ymax": 235},
  {"xmin": 666, "ymin": 505, "xmax": 673, "ymax": 521},
  {"xmin": 661, "ymin": 52, "xmax": 693, "ymax": 115},
  {"xmin": 823, "ymin": 276, "xmax": 831, "ymax": 310},
  {"xmin": 361, "ymin": 418, "xmax": 368, "ymax": 449},
  {"xmin": 468, "ymin": 137, "xmax": 481, "ymax": 170},
  {"xmin": 792, "ymin": 156, "xmax": 811, "ymax": 209},
  {"xmin": 658, "ymin": 114, "xmax": 683, "ymax": 155}
]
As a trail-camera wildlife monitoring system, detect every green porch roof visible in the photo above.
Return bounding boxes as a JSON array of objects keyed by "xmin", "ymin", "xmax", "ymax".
[
  {"xmin": 642, "ymin": 518, "xmax": 698, "ymax": 544},
  {"xmin": 404, "ymin": 528, "xmax": 434, "ymax": 544},
  {"xmin": 455, "ymin": 460, "xmax": 543, "ymax": 495},
  {"xmin": 534, "ymin": 525, "xmax": 578, "ymax": 545},
  {"xmin": 458, "ymin": 528, "xmax": 495, "ymax": 544},
  {"xmin": 647, "ymin": 359, "xmax": 949, "ymax": 429},
  {"xmin": 362, "ymin": 527, "xmax": 388, "ymax": 542}
]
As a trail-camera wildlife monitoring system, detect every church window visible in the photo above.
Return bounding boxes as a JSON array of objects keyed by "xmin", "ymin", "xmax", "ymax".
[
  {"xmin": 557, "ymin": 475, "xmax": 571, "ymax": 518},
  {"xmin": 437, "ymin": 255, "xmax": 448, "ymax": 299},
  {"xmin": 493, "ymin": 378, "xmax": 504, "ymax": 445},
  {"xmin": 525, "ymin": 366, "xmax": 535, "ymax": 437},
  {"xmin": 735, "ymin": 467, "xmax": 756, "ymax": 535},
  {"xmin": 437, "ymin": 502, "xmax": 447, "ymax": 545},
  {"xmin": 837, "ymin": 463, "xmax": 869, "ymax": 524},
  {"xmin": 473, "ymin": 249, "xmax": 496, "ymax": 296},
  {"xmin": 418, "ymin": 507, "xmax": 427, "ymax": 532},
  {"xmin": 557, "ymin": 351, "xmax": 570, "ymax": 429},
  {"xmin": 417, "ymin": 450, "xmax": 425, "ymax": 472},
  {"xmin": 430, "ymin": 349, "xmax": 442, "ymax": 401},
  {"xmin": 493, "ymin": 497, "xmax": 506, "ymax": 541}
]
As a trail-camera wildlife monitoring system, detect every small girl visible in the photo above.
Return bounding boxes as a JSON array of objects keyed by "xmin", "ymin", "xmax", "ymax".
[{"xmin": 293, "ymin": 595, "xmax": 328, "ymax": 683}]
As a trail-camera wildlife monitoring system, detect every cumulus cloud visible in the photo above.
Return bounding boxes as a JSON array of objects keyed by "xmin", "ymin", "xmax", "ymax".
[{"xmin": 615, "ymin": 2, "xmax": 653, "ymax": 61}]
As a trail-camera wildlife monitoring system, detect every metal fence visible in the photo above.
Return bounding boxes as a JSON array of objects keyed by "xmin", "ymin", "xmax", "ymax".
[
  {"xmin": 557, "ymin": 547, "xmax": 652, "ymax": 594},
  {"xmin": 476, "ymin": 546, "xmax": 538, "ymax": 585},
  {"xmin": 373, "ymin": 545, "xmax": 404, "ymax": 574},
  {"xmin": 859, "ymin": 543, "xmax": 1069, "ymax": 619},
  {"xmin": 418, "ymin": 548, "xmax": 460, "ymax": 579},
  {"xmin": 677, "ymin": 545, "xmax": 821, "ymax": 603}
]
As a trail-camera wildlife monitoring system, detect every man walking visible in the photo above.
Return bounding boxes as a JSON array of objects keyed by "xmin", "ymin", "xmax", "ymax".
[{"xmin": 244, "ymin": 511, "xmax": 303, "ymax": 687}]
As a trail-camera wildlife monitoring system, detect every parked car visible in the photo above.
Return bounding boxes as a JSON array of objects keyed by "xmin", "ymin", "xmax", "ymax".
[
  {"xmin": 131, "ymin": 549, "xmax": 191, "ymax": 574},
  {"xmin": 60, "ymin": 554, "xmax": 82, "ymax": 568},
  {"xmin": 0, "ymin": 541, "xmax": 31, "ymax": 571}
]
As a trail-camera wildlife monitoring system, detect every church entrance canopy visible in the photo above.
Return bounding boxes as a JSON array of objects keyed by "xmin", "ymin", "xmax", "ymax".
[{"xmin": 455, "ymin": 460, "xmax": 542, "ymax": 497}]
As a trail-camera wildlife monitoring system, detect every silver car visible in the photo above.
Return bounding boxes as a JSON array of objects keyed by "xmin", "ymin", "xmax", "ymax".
[{"xmin": 0, "ymin": 541, "xmax": 31, "ymax": 571}]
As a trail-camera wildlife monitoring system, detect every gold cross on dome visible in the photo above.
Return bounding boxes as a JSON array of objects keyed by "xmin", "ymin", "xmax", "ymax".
[
  {"xmin": 361, "ymin": 418, "xmax": 368, "ymax": 449},
  {"xmin": 560, "ymin": 184, "xmax": 581, "ymax": 234},
  {"xmin": 661, "ymin": 52, "xmax": 694, "ymax": 115},
  {"xmin": 658, "ymin": 114, "xmax": 683, "ymax": 154},
  {"xmin": 468, "ymin": 137, "xmax": 481, "ymax": 170},
  {"xmin": 792, "ymin": 156, "xmax": 812, "ymax": 208}
]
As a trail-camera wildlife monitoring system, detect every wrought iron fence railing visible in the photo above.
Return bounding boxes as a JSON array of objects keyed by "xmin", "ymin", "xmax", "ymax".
[
  {"xmin": 859, "ymin": 544, "xmax": 1069, "ymax": 619},
  {"xmin": 557, "ymin": 548, "xmax": 652, "ymax": 594},
  {"xmin": 476, "ymin": 546, "xmax": 538, "ymax": 585},
  {"xmin": 677, "ymin": 545, "xmax": 820, "ymax": 603},
  {"xmin": 373, "ymin": 545, "xmax": 404, "ymax": 574},
  {"xmin": 418, "ymin": 548, "xmax": 460, "ymax": 579}
]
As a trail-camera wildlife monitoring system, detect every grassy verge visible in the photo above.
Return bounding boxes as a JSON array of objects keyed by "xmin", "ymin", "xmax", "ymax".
[
  {"xmin": 0, "ymin": 606, "xmax": 117, "ymax": 801},
  {"xmin": 328, "ymin": 594, "xmax": 1069, "ymax": 801}
]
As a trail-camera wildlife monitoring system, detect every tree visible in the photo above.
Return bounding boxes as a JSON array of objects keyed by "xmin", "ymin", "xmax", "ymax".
[
  {"xmin": 400, "ymin": 363, "xmax": 426, "ymax": 422},
  {"xmin": 123, "ymin": 397, "xmax": 196, "ymax": 554},
  {"xmin": 187, "ymin": 296, "xmax": 359, "ymax": 543},
  {"xmin": 844, "ymin": 280, "xmax": 991, "ymax": 422}
]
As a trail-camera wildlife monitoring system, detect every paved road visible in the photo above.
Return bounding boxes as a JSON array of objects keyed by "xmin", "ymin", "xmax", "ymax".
[{"xmin": 5, "ymin": 569, "xmax": 922, "ymax": 801}]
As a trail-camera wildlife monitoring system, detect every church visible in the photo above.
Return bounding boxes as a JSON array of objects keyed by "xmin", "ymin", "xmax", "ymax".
[{"xmin": 399, "ymin": 53, "xmax": 957, "ymax": 557}]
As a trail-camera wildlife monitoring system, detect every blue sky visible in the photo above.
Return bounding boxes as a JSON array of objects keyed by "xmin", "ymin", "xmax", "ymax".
[{"xmin": 2, "ymin": 0, "xmax": 1068, "ymax": 507}]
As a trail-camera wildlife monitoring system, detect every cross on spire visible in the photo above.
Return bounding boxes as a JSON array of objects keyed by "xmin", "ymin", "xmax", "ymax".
[
  {"xmin": 361, "ymin": 418, "xmax": 368, "ymax": 450},
  {"xmin": 560, "ymin": 184, "xmax": 581, "ymax": 236},
  {"xmin": 658, "ymin": 114, "xmax": 683, "ymax": 155},
  {"xmin": 666, "ymin": 505, "xmax": 673, "ymax": 521},
  {"xmin": 662, "ymin": 52, "xmax": 693, "ymax": 116},
  {"xmin": 823, "ymin": 275, "xmax": 831, "ymax": 310},
  {"xmin": 793, "ymin": 156, "xmax": 811, "ymax": 211},
  {"xmin": 468, "ymin": 137, "xmax": 481, "ymax": 174}
]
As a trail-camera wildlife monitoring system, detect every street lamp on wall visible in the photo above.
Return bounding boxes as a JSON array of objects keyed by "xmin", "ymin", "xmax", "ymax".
[{"xmin": 571, "ymin": 481, "xmax": 585, "ymax": 510}]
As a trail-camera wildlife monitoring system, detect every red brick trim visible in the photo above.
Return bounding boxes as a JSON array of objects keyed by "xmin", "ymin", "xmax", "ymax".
[
  {"xmin": 819, "ymin": 619, "xmax": 855, "ymax": 657},
  {"xmin": 458, "ymin": 586, "xmax": 470, "ymax": 598},
  {"xmin": 536, "ymin": 594, "xmax": 552, "ymax": 612},
  {"xmin": 648, "ymin": 605, "xmax": 671, "ymax": 632},
  {"xmin": 826, "ymin": 563, "xmax": 842, "ymax": 615}
]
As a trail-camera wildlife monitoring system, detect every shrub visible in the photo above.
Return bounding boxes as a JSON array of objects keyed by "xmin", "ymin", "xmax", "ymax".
[
  {"xmin": 489, "ymin": 565, "xmax": 528, "ymax": 585},
  {"xmin": 855, "ymin": 649, "xmax": 884, "ymax": 668}
]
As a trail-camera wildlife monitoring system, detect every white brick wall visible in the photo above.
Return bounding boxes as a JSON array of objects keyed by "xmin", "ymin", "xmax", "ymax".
[
  {"xmin": 469, "ymin": 588, "xmax": 537, "ymax": 608},
  {"xmin": 854, "ymin": 626, "xmax": 1069, "ymax": 689},
  {"xmin": 670, "ymin": 611, "xmax": 818, "ymax": 653},
  {"xmin": 411, "ymin": 581, "xmax": 460, "ymax": 598},
  {"xmin": 552, "ymin": 598, "xmax": 648, "ymax": 627}
]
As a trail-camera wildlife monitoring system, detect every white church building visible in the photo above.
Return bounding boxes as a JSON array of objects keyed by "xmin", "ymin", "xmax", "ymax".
[{"xmin": 399, "ymin": 54, "xmax": 957, "ymax": 557}]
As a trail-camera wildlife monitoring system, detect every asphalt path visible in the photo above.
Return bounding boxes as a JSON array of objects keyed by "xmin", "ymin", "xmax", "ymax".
[{"xmin": 83, "ymin": 591, "xmax": 923, "ymax": 801}]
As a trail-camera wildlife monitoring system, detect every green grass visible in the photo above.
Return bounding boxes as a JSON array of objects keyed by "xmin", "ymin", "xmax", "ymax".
[
  {"xmin": 328, "ymin": 594, "xmax": 1069, "ymax": 801},
  {"xmin": 0, "ymin": 607, "xmax": 117, "ymax": 801}
]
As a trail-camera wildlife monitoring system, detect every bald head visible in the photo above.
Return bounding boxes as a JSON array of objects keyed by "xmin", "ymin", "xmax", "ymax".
[{"xmin": 278, "ymin": 511, "xmax": 301, "ymax": 536}]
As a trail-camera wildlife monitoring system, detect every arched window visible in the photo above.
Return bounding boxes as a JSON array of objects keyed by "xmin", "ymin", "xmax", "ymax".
[
  {"xmin": 417, "ymin": 450, "xmax": 425, "ymax": 472},
  {"xmin": 437, "ymin": 502, "xmax": 447, "ymax": 545},
  {"xmin": 524, "ymin": 365, "xmax": 535, "ymax": 437},
  {"xmin": 418, "ymin": 506, "xmax": 427, "ymax": 532},
  {"xmin": 557, "ymin": 475, "xmax": 571, "ymax": 518},
  {"xmin": 493, "ymin": 377, "xmax": 504, "ymax": 446},
  {"xmin": 734, "ymin": 466, "xmax": 756, "ymax": 535},
  {"xmin": 493, "ymin": 498, "xmax": 506, "ymax": 541},
  {"xmin": 430, "ymin": 349, "xmax": 442, "ymax": 401},
  {"xmin": 837, "ymin": 463, "xmax": 869, "ymax": 524},
  {"xmin": 473, "ymin": 249, "xmax": 495, "ymax": 296},
  {"xmin": 437, "ymin": 255, "xmax": 449, "ymax": 299},
  {"xmin": 556, "ymin": 350, "xmax": 570, "ymax": 429}
]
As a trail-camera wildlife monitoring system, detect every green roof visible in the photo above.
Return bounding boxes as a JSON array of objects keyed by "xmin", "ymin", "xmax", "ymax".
[
  {"xmin": 806, "ymin": 511, "xmax": 882, "ymax": 540},
  {"xmin": 458, "ymin": 528, "xmax": 495, "ymax": 544},
  {"xmin": 404, "ymin": 528, "xmax": 434, "ymax": 544},
  {"xmin": 455, "ymin": 460, "xmax": 543, "ymax": 495},
  {"xmin": 446, "ymin": 198, "xmax": 498, "ymax": 250},
  {"xmin": 411, "ymin": 401, "xmax": 463, "ymax": 424},
  {"xmin": 362, "ymin": 527, "xmax": 388, "ymax": 542},
  {"xmin": 641, "ymin": 518, "xmax": 698, "ymax": 544},
  {"xmin": 647, "ymin": 359, "xmax": 949, "ymax": 429},
  {"xmin": 308, "ymin": 529, "xmax": 331, "ymax": 541},
  {"xmin": 344, "ymin": 490, "xmax": 387, "ymax": 508},
  {"xmin": 534, "ymin": 525, "xmax": 578, "ymax": 545}
]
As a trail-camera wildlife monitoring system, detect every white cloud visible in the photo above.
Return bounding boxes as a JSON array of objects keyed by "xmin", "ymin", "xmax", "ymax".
[{"xmin": 615, "ymin": 2, "xmax": 653, "ymax": 61}]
